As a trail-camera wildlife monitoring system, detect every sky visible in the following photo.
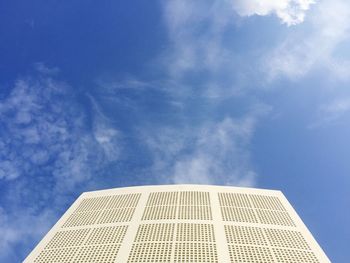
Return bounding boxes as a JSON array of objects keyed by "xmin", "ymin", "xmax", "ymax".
[{"xmin": 0, "ymin": 0, "xmax": 349, "ymax": 262}]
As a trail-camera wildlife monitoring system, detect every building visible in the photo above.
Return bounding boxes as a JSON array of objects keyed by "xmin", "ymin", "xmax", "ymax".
[{"xmin": 24, "ymin": 185, "xmax": 330, "ymax": 262}]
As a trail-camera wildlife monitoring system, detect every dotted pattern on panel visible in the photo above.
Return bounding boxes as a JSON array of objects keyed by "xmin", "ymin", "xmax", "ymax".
[
  {"xmin": 178, "ymin": 205, "xmax": 212, "ymax": 220},
  {"xmin": 228, "ymin": 245, "xmax": 274, "ymax": 263},
  {"xmin": 179, "ymin": 191, "xmax": 211, "ymax": 206},
  {"xmin": 135, "ymin": 223, "xmax": 175, "ymax": 242},
  {"xmin": 105, "ymin": 193, "xmax": 141, "ymax": 209},
  {"xmin": 98, "ymin": 207, "xmax": 136, "ymax": 223},
  {"xmin": 74, "ymin": 196, "xmax": 111, "ymax": 212},
  {"xmin": 45, "ymin": 229, "xmax": 90, "ymax": 249},
  {"xmin": 127, "ymin": 242, "xmax": 172, "ymax": 263},
  {"xmin": 224, "ymin": 225, "xmax": 268, "ymax": 246},
  {"xmin": 74, "ymin": 244, "xmax": 121, "ymax": 263},
  {"xmin": 250, "ymin": 195, "xmax": 286, "ymax": 211},
  {"xmin": 34, "ymin": 247, "xmax": 79, "ymax": 263},
  {"xmin": 265, "ymin": 228, "xmax": 311, "ymax": 250},
  {"xmin": 273, "ymin": 248, "xmax": 320, "ymax": 263},
  {"xmin": 178, "ymin": 192, "xmax": 212, "ymax": 220},
  {"xmin": 177, "ymin": 223, "xmax": 215, "ymax": 242},
  {"xmin": 221, "ymin": 207, "xmax": 258, "ymax": 223},
  {"xmin": 256, "ymin": 209, "xmax": 296, "ymax": 227},
  {"xmin": 174, "ymin": 243, "xmax": 218, "ymax": 263},
  {"xmin": 146, "ymin": 192, "xmax": 178, "ymax": 206},
  {"xmin": 142, "ymin": 205, "xmax": 177, "ymax": 220},
  {"xmin": 142, "ymin": 192, "xmax": 178, "ymax": 220},
  {"xmin": 85, "ymin": 226, "xmax": 128, "ymax": 245},
  {"xmin": 63, "ymin": 211, "xmax": 102, "ymax": 228},
  {"xmin": 218, "ymin": 193, "xmax": 252, "ymax": 208}
]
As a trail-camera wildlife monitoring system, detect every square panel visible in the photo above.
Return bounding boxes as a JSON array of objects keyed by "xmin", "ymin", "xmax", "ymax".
[
  {"xmin": 74, "ymin": 196, "xmax": 111, "ymax": 213},
  {"xmin": 142, "ymin": 205, "xmax": 177, "ymax": 220},
  {"xmin": 63, "ymin": 211, "xmax": 101, "ymax": 228},
  {"xmin": 146, "ymin": 192, "xmax": 178, "ymax": 206},
  {"xmin": 179, "ymin": 191, "xmax": 211, "ymax": 206},
  {"xmin": 105, "ymin": 193, "xmax": 141, "ymax": 209},
  {"xmin": 272, "ymin": 248, "xmax": 319, "ymax": 263},
  {"xmin": 74, "ymin": 244, "xmax": 121, "ymax": 263},
  {"xmin": 265, "ymin": 228, "xmax": 311, "ymax": 250},
  {"xmin": 256, "ymin": 209, "xmax": 296, "ymax": 227},
  {"xmin": 250, "ymin": 195, "xmax": 286, "ymax": 211},
  {"xmin": 178, "ymin": 205, "xmax": 212, "ymax": 220},
  {"xmin": 221, "ymin": 207, "xmax": 258, "ymax": 223},
  {"xmin": 34, "ymin": 247, "xmax": 79, "ymax": 263},
  {"xmin": 228, "ymin": 245, "xmax": 274, "ymax": 263},
  {"xmin": 218, "ymin": 193, "xmax": 252, "ymax": 208},
  {"xmin": 127, "ymin": 242, "xmax": 172, "ymax": 263},
  {"xmin": 45, "ymin": 229, "xmax": 90, "ymax": 249},
  {"xmin": 176, "ymin": 223, "xmax": 215, "ymax": 242},
  {"xmin": 174, "ymin": 243, "xmax": 218, "ymax": 263},
  {"xmin": 135, "ymin": 223, "xmax": 175, "ymax": 242},
  {"xmin": 98, "ymin": 207, "xmax": 136, "ymax": 223},
  {"xmin": 225, "ymin": 225, "xmax": 268, "ymax": 246},
  {"xmin": 85, "ymin": 226, "xmax": 128, "ymax": 245}
]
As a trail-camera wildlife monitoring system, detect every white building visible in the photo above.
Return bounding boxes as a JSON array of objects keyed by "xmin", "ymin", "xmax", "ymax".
[{"xmin": 24, "ymin": 185, "xmax": 330, "ymax": 262}]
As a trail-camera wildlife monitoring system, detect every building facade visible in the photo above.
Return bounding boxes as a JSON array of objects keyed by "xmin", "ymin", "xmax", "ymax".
[{"xmin": 24, "ymin": 185, "xmax": 330, "ymax": 262}]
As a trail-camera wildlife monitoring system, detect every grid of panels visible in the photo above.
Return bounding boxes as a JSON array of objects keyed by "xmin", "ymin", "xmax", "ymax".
[{"xmin": 27, "ymin": 187, "xmax": 328, "ymax": 263}]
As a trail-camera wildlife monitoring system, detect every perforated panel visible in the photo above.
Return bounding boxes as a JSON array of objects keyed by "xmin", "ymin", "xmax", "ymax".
[
  {"xmin": 218, "ymin": 193, "xmax": 252, "ymax": 208},
  {"xmin": 225, "ymin": 225, "xmax": 268, "ymax": 246},
  {"xmin": 265, "ymin": 228, "xmax": 311, "ymax": 250},
  {"xmin": 135, "ymin": 223, "xmax": 175, "ymax": 242},
  {"xmin": 179, "ymin": 191, "xmax": 210, "ymax": 206},
  {"xmin": 174, "ymin": 243, "xmax": 218, "ymax": 263},
  {"xmin": 250, "ymin": 195, "xmax": 286, "ymax": 211},
  {"xmin": 85, "ymin": 226, "xmax": 128, "ymax": 245},
  {"xmin": 228, "ymin": 245, "xmax": 274, "ymax": 263},
  {"xmin": 142, "ymin": 205, "xmax": 177, "ymax": 220},
  {"xmin": 98, "ymin": 208, "xmax": 136, "ymax": 223},
  {"xmin": 146, "ymin": 192, "xmax": 178, "ymax": 206},
  {"xmin": 221, "ymin": 207, "xmax": 258, "ymax": 223},
  {"xmin": 127, "ymin": 243, "xmax": 172, "ymax": 263},
  {"xmin": 256, "ymin": 209, "xmax": 296, "ymax": 226},
  {"xmin": 177, "ymin": 223, "xmax": 215, "ymax": 242},
  {"xmin": 273, "ymin": 248, "xmax": 320, "ymax": 263},
  {"xmin": 34, "ymin": 247, "xmax": 79, "ymax": 263},
  {"xmin": 45, "ymin": 229, "xmax": 90, "ymax": 249},
  {"xmin": 106, "ymin": 193, "xmax": 141, "ymax": 209},
  {"xmin": 75, "ymin": 244, "xmax": 121, "ymax": 263},
  {"xmin": 178, "ymin": 205, "xmax": 212, "ymax": 220},
  {"xmin": 63, "ymin": 211, "xmax": 101, "ymax": 228},
  {"xmin": 74, "ymin": 196, "xmax": 111, "ymax": 212}
]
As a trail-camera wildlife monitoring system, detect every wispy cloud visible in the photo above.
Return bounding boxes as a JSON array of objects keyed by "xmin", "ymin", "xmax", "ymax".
[
  {"xmin": 266, "ymin": 0, "xmax": 350, "ymax": 80},
  {"xmin": 0, "ymin": 70, "xmax": 121, "ymax": 261},
  {"xmin": 144, "ymin": 105, "xmax": 270, "ymax": 186}
]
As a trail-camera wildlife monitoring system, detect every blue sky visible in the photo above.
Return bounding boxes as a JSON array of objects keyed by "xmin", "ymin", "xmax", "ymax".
[{"xmin": 0, "ymin": 0, "xmax": 349, "ymax": 262}]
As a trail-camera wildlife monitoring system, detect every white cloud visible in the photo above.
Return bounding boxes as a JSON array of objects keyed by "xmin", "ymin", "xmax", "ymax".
[
  {"xmin": 231, "ymin": 0, "xmax": 315, "ymax": 26},
  {"xmin": 266, "ymin": 0, "xmax": 350, "ymax": 80},
  {"xmin": 145, "ymin": 106, "xmax": 270, "ymax": 186}
]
